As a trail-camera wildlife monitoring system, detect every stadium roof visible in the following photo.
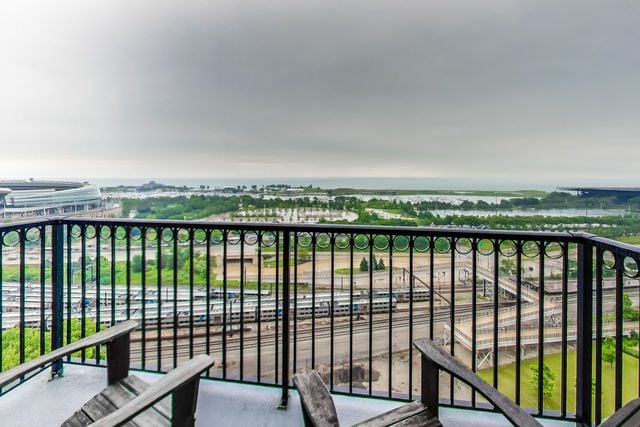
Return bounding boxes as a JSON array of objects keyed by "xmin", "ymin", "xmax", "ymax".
[
  {"xmin": 0, "ymin": 180, "xmax": 85, "ymax": 191},
  {"xmin": 558, "ymin": 187, "xmax": 640, "ymax": 201},
  {"xmin": 559, "ymin": 187, "xmax": 640, "ymax": 192}
]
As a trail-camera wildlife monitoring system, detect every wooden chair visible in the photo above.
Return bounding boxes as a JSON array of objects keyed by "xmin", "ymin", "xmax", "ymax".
[
  {"xmin": 0, "ymin": 320, "xmax": 215, "ymax": 426},
  {"xmin": 292, "ymin": 369, "xmax": 440, "ymax": 427},
  {"xmin": 293, "ymin": 338, "xmax": 544, "ymax": 426},
  {"xmin": 414, "ymin": 338, "xmax": 541, "ymax": 427}
]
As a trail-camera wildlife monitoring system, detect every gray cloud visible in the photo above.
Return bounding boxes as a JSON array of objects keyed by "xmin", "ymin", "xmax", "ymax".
[{"xmin": 1, "ymin": 0, "xmax": 639, "ymax": 184}]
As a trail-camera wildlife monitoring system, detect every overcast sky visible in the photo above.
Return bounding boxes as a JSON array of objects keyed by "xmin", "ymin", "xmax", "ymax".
[{"xmin": 1, "ymin": 1, "xmax": 639, "ymax": 185}]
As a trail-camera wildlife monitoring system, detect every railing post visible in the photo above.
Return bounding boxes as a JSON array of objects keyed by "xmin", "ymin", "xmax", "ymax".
[
  {"xmin": 51, "ymin": 219, "xmax": 65, "ymax": 378},
  {"xmin": 279, "ymin": 230, "xmax": 291, "ymax": 408},
  {"xmin": 576, "ymin": 239, "xmax": 593, "ymax": 426}
]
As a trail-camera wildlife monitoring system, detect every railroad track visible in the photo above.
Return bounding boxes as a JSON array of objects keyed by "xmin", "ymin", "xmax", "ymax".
[{"xmin": 128, "ymin": 301, "xmax": 513, "ymax": 362}]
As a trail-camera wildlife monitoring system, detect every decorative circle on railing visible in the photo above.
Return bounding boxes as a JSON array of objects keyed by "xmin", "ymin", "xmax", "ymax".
[
  {"xmin": 623, "ymin": 256, "xmax": 639, "ymax": 278},
  {"xmin": 315, "ymin": 233, "xmax": 331, "ymax": 249},
  {"xmin": 193, "ymin": 229, "xmax": 208, "ymax": 244},
  {"xmin": 70, "ymin": 225, "xmax": 83, "ymax": 239},
  {"xmin": 161, "ymin": 228, "xmax": 174, "ymax": 243},
  {"xmin": 434, "ymin": 237, "xmax": 451, "ymax": 254},
  {"xmin": 455, "ymin": 237, "xmax": 473, "ymax": 255},
  {"xmin": 226, "ymin": 230, "xmax": 241, "ymax": 245},
  {"xmin": 372, "ymin": 235, "xmax": 390, "ymax": 251},
  {"xmin": 522, "ymin": 241, "xmax": 541, "ymax": 258},
  {"xmin": 296, "ymin": 232, "xmax": 313, "ymax": 248},
  {"xmin": 210, "ymin": 229, "xmax": 224, "ymax": 245},
  {"xmin": 392, "ymin": 235, "xmax": 410, "ymax": 252},
  {"xmin": 83, "ymin": 225, "xmax": 97, "ymax": 240},
  {"xmin": 543, "ymin": 242, "xmax": 565, "ymax": 259},
  {"xmin": 477, "ymin": 239, "xmax": 495, "ymax": 256},
  {"xmin": 2, "ymin": 230, "xmax": 20, "ymax": 247},
  {"xmin": 334, "ymin": 233, "xmax": 351, "ymax": 250},
  {"xmin": 413, "ymin": 236, "xmax": 430, "ymax": 253},
  {"xmin": 99, "ymin": 225, "xmax": 112, "ymax": 240},
  {"xmin": 129, "ymin": 227, "xmax": 142, "ymax": 241},
  {"xmin": 260, "ymin": 230, "xmax": 277, "ymax": 247},
  {"xmin": 176, "ymin": 228, "xmax": 190, "ymax": 243},
  {"xmin": 498, "ymin": 240, "xmax": 517, "ymax": 257},
  {"xmin": 145, "ymin": 228, "xmax": 158, "ymax": 242},
  {"xmin": 244, "ymin": 230, "xmax": 258, "ymax": 246},
  {"xmin": 602, "ymin": 250, "xmax": 616, "ymax": 270},
  {"xmin": 114, "ymin": 226, "xmax": 127, "ymax": 240},
  {"xmin": 25, "ymin": 227, "xmax": 42, "ymax": 243},
  {"xmin": 353, "ymin": 234, "xmax": 369, "ymax": 250}
]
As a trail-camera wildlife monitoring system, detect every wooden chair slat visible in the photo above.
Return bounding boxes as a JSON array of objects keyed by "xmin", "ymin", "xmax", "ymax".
[
  {"xmin": 121, "ymin": 375, "xmax": 171, "ymax": 419},
  {"xmin": 353, "ymin": 401, "xmax": 439, "ymax": 427}
]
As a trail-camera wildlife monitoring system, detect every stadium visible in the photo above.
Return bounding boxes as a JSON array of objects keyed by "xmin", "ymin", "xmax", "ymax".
[{"xmin": 0, "ymin": 179, "xmax": 102, "ymax": 218}]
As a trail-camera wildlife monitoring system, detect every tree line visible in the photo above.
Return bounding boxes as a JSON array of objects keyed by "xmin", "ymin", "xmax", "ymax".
[{"xmin": 120, "ymin": 193, "xmax": 640, "ymax": 239}]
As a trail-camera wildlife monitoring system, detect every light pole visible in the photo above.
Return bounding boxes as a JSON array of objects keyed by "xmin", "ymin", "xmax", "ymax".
[
  {"xmin": 228, "ymin": 296, "xmax": 237, "ymax": 337},
  {"xmin": 244, "ymin": 266, "xmax": 247, "ymax": 286},
  {"xmin": 437, "ymin": 271, "xmax": 446, "ymax": 301}
]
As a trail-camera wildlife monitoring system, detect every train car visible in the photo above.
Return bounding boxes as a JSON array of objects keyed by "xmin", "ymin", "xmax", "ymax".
[
  {"xmin": 29, "ymin": 292, "xmax": 399, "ymax": 330},
  {"xmin": 375, "ymin": 288, "xmax": 431, "ymax": 303}
]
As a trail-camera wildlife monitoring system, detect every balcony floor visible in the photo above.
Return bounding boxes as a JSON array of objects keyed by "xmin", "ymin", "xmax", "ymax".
[{"xmin": 0, "ymin": 363, "xmax": 572, "ymax": 426}]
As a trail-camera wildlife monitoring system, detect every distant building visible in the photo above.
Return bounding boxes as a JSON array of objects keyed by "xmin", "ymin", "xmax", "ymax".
[
  {"xmin": 0, "ymin": 179, "xmax": 102, "ymax": 217},
  {"xmin": 559, "ymin": 186, "xmax": 640, "ymax": 202}
]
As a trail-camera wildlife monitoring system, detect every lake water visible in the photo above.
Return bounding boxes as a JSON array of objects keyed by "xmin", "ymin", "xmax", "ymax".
[
  {"xmin": 88, "ymin": 176, "xmax": 638, "ymax": 192},
  {"xmin": 430, "ymin": 208, "xmax": 625, "ymax": 218},
  {"xmin": 89, "ymin": 176, "xmax": 556, "ymax": 191}
]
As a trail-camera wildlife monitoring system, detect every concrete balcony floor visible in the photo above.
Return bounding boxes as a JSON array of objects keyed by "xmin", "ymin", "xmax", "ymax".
[{"xmin": 0, "ymin": 363, "xmax": 572, "ymax": 426}]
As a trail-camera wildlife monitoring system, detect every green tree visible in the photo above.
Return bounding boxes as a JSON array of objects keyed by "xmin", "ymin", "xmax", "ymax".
[
  {"xmin": 1, "ymin": 319, "xmax": 103, "ymax": 371},
  {"xmin": 500, "ymin": 258, "xmax": 516, "ymax": 275},
  {"xmin": 359, "ymin": 257, "xmax": 369, "ymax": 272},
  {"xmin": 377, "ymin": 258, "xmax": 386, "ymax": 271},
  {"xmin": 530, "ymin": 363, "xmax": 556, "ymax": 398},
  {"xmin": 622, "ymin": 293, "xmax": 640, "ymax": 321},
  {"xmin": 131, "ymin": 254, "xmax": 143, "ymax": 273},
  {"xmin": 602, "ymin": 337, "xmax": 616, "ymax": 368}
]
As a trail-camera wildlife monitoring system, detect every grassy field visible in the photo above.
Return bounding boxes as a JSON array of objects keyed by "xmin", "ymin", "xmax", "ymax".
[
  {"xmin": 477, "ymin": 350, "xmax": 639, "ymax": 418},
  {"xmin": 615, "ymin": 235, "xmax": 640, "ymax": 245}
]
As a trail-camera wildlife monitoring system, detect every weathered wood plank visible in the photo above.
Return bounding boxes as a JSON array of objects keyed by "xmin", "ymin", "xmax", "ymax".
[
  {"xmin": 600, "ymin": 397, "xmax": 640, "ymax": 426},
  {"xmin": 61, "ymin": 409, "xmax": 94, "ymax": 427},
  {"xmin": 80, "ymin": 393, "xmax": 124, "ymax": 424},
  {"xmin": 391, "ymin": 411, "xmax": 442, "ymax": 427},
  {"xmin": 0, "ymin": 320, "xmax": 138, "ymax": 389},
  {"xmin": 90, "ymin": 355, "xmax": 214, "ymax": 427},
  {"xmin": 101, "ymin": 381, "xmax": 170, "ymax": 426},
  {"xmin": 414, "ymin": 339, "xmax": 541, "ymax": 427},
  {"xmin": 619, "ymin": 411, "xmax": 640, "ymax": 427},
  {"xmin": 121, "ymin": 375, "xmax": 171, "ymax": 419},
  {"xmin": 292, "ymin": 369, "xmax": 340, "ymax": 427},
  {"xmin": 353, "ymin": 401, "xmax": 441, "ymax": 427}
]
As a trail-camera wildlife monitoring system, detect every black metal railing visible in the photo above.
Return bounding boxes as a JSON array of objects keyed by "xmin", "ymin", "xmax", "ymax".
[{"xmin": 1, "ymin": 217, "xmax": 639, "ymax": 424}]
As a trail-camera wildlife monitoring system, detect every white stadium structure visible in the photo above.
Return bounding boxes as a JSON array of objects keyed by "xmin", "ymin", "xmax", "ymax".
[{"xmin": 0, "ymin": 179, "xmax": 103, "ymax": 218}]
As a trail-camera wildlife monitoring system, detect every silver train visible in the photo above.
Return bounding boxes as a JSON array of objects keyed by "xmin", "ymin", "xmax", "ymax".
[{"xmin": 130, "ymin": 295, "xmax": 397, "ymax": 327}]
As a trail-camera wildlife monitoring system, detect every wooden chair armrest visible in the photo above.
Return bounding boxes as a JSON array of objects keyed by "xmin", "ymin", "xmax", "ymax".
[
  {"xmin": 292, "ymin": 369, "xmax": 339, "ymax": 427},
  {"xmin": 599, "ymin": 397, "xmax": 640, "ymax": 426},
  {"xmin": 0, "ymin": 320, "xmax": 138, "ymax": 388},
  {"xmin": 413, "ymin": 339, "xmax": 541, "ymax": 427},
  {"xmin": 89, "ymin": 354, "xmax": 215, "ymax": 427}
]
